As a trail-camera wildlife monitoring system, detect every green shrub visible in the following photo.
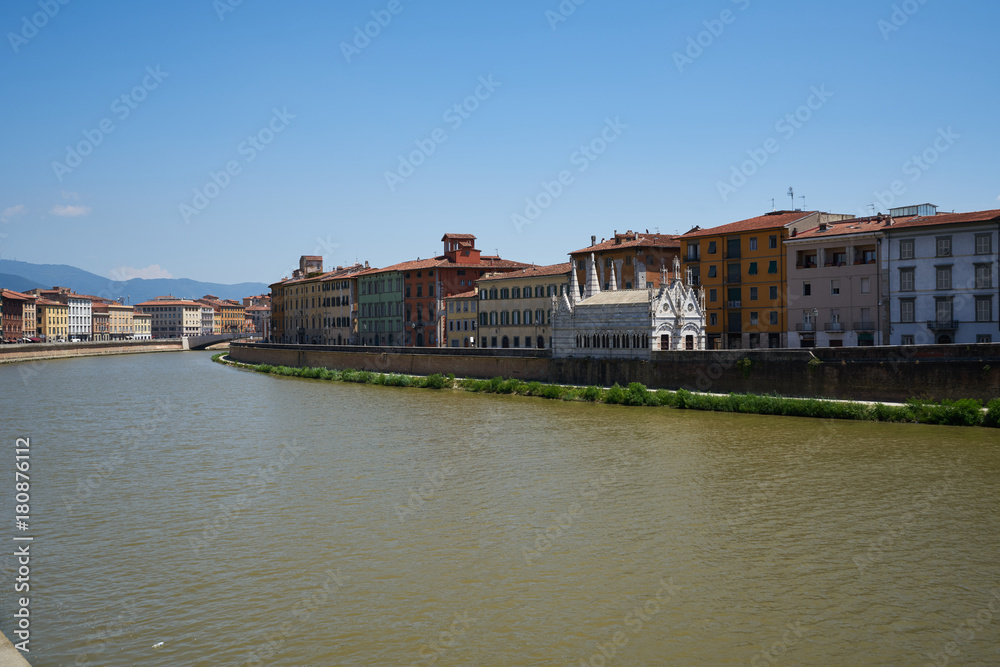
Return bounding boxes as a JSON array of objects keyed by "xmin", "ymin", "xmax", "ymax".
[
  {"xmin": 984, "ymin": 399, "xmax": 1000, "ymax": 428},
  {"xmin": 623, "ymin": 382, "xmax": 657, "ymax": 406},
  {"xmin": 604, "ymin": 383, "xmax": 626, "ymax": 405},
  {"xmin": 674, "ymin": 388, "xmax": 692, "ymax": 409},
  {"xmin": 526, "ymin": 381, "xmax": 544, "ymax": 396},
  {"xmin": 256, "ymin": 364, "xmax": 274, "ymax": 374},
  {"xmin": 561, "ymin": 388, "xmax": 581, "ymax": 401},
  {"xmin": 422, "ymin": 373, "xmax": 448, "ymax": 389},
  {"xmin": 582, "ymin": 385, "xmax": 603, "ymax": 402},
  {"xmin": 540, "ymin": 384, "xmax": 565, "ymax": 400},
  {"xmin": 736, "ymin": 357, "xmax": 754, "ymax": 378}
]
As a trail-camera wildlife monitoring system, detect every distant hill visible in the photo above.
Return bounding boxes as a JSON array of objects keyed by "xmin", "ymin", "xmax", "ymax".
[
  {"xmin": 0, "ymin": 273, "xmax": 44, "ymax": 294},
  {"xmin": 0, "ymin": 260, "xmax": 269, "ymax": 304}
]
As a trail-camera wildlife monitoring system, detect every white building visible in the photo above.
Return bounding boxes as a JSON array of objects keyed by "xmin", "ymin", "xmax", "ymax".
[
  {"xmin": 883, "ymin": 206, "xmax": 999, "ymax": 345},
  {"xmin": 200, "ymin": 306, "xmax": 215, "ymax": 336},
  {"xmin": 552, "ymin": 255, "xmax": 706, "ymax": 358}
]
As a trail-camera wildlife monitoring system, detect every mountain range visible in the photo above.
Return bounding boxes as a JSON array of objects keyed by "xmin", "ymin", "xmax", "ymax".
[{"xmin": 0, "ymin": 260, "xmax": 269, "ymax": 304}]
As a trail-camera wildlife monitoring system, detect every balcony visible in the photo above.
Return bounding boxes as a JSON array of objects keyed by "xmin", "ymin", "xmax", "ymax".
[
  {"xmin": 724, "ymin": 275, "xmax": 741, "ymax": 285},
  {"xmin": 854, "ymin": 322, "xmax": 876, "ymax": 331},
  {"xmin": 727, "ymin": 300, "xmax": 742, "ymax": 308},
  {"xmin": 927, "ymin": 319, "xmax": 959, "ymax": 331},
  {"xmin": 795, "ymin": 323, "xmax": 815, "ymax": 332},
  {"xmin": 824, "ymin": 322, "xmax": 845, "ymax": 332}
]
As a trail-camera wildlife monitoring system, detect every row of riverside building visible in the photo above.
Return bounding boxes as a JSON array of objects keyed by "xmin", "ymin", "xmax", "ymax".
[
  {"xmin": 270, "ymin": 203, "xmax": 1000, "ymax": 352},
  {"xmin": 0, "ymin": 287, "xmax": 271, "ymax": 343}
]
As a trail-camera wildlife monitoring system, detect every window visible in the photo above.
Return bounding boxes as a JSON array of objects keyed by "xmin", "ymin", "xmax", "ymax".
[
  {"xmin": 448, "ymin": 302, "xmax": 454, "ymax": 313},
  {"xmin": 524, "ymin": 310, "xmax": 532, "ymax": 324},
  {"xmin": 513, "ymin": 337, "xmax": 520, "ymax": 348},
  {"xmin": 803, "ymin": 282, "xmax": 811, "ymax": 296},
  {"xmin": 860, "ymin": 277, "xmax": 871, "ymax": 294},
  {"xmin": 769, "ymin": 235, "xmax": 778, "ymax": 249},
  {"xmin": 708, "ymin": 265, "xmax": 717, "ymax": 278},
  {"xmin": 976, "ymin": 296, "xmax": 992, "ymax": 322},
  {"xmin": 935, "ymin": 236, "xmax": 952, "ymax": 257},
  {"xmin": 429, "ymin": 285, "xmax": 435, "ymax": 297},
  {"xmin": 975, "ymin": 234, "xmax": 992, "ymax": 255},
  {"xmin": 626, "ymin": 256, "xmax": 633, "ymax": 265},
  {"xmin": 512, "ymin": 287, "xmax": 520, "ymax": 299},
  {"xmin": 899, "ymin": 268, "xmax": 915, "ymax": 292},
  {"xmin": 769, "ymin": 311, "xmax": 778, "ymax": 325},
  {"xmin": 749, "ymin": 287, "xmax": 758, "ymax": 300},
  {"xmin": 709, "ymin": 313, "xmax": 718, "ymax": 326},
  {"xmin": 709, "ymin": 289, "xmax": 717, "ymax": 302},
  {"xmin": 977, "ymin": 335, "xmax": 992, "ymax": 344},
  {"xmin": 767, "ymin": 261, "xmax": 777, "ymax": 274},
  {"xmin": 489, "ymin": 312, "xmax": 497, "ymax": 326},
  {"xmin": 935, "ymin": 266, "xmax": 952, "ymax": 290},
  {"xmin": 975, "ymin": 264, "xmax": 992, "ymax": 289},
  {"xmin": 512, "ymin": 310, "xmax": 521, "ymax": 325},
  {"xmin": 901, "ymin": 335, "xmax": 915, "ymax": 345},
  {"xmin": 831, "ymin": 280, "xmax": 840, "ymax": 295},
  {"xmin": 708, "ymin": 241, "xmax": 717, "ymax": 254},
  {"xmin": 935, "ymin": 297, "xmax": 953, "ymax": 323},
  {"xmin": 605, "ymin": 257, "xmax": 612, "ymax": 267},
  {"xmin": 748, "ymin": 262, "xmax": 758, "ymax": 275},
  {"xmin": 769, "ymin": 286, "xmax": 778, "ymax": 300},
  {"xmin": 750, "ymin": 312, "xmax": 759, "ymax": 325},
  {"xmin": 749, "ymin": 237, "xmax": 758, "ymax": 251}
]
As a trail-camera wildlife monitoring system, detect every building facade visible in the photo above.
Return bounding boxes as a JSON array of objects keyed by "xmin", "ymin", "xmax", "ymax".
[
  {"xmin": 569, "ymin": 231, "xmax": 680, "ymax": 292},
  {"xmin": 92, "ymin": 306, "xmax": 111, "ymax": 341},
  {"xmin": 681, "ymin": 210, "xmax": 853, "ymax": 349},
  {"xmin": 135, "ymin": 297, "xmax": 203, "ymax": 338},
  {"xmin": 35, "ymin": 298, "xmax": 68, "ymax": 341},
  {"xmin": 883, "ymin": 207, "xmax": 1000, "ymax": 345},
  {"xmin": 444, "ymin": 289, "xmax": 478, "ymax": 348},
  {"xmin": 477, "ymin": 263, "xmax": 571, "ymax": 349},
  {"xmin": 107, "ymin": 303, "xmax": 134, "ymax": 339},
  {"xmin": 270, "ymin": 257, "xmax": 365, "ymax": 344},
  {"xmin": 133, "ymin": 313, "xmax": 152, "ymax": 339},
  {"xmin": 785, "ymin": 215, "xmax": 888, "ymax": 347},
  {"xmin": 1, "ymin": 289, "xmax": 30, "ymax": 342},
  {"xmin": 357, "ymin": 268, "xmax": 403, "ymax": 346},
  {"xmin": 551, "ymin": 256, "xmax": 706, "ymax": 358}
]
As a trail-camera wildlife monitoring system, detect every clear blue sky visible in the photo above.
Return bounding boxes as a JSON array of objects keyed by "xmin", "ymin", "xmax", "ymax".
[{"xmin": 2, "ymin": 0, "xmax": 998, "ymax": 284}]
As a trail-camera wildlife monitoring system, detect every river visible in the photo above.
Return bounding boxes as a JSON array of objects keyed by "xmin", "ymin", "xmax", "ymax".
[{"xmin": 0, "ymin": 351, "xmax": 998, "ymax": 666}]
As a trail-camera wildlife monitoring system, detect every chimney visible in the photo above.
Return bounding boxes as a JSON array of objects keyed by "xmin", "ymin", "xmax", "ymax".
[{"xmin": 591, "ymin": 235, "xmax": 596, "ymax": 246}]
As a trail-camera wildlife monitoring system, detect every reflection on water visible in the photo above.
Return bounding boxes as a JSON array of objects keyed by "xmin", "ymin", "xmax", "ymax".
[{"xmin": 0, "ymin": 351, "xmax": 998, "ymax": 666}]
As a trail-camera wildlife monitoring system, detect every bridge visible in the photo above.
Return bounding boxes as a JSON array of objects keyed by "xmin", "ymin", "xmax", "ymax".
[{"xmin": 184, "ymin": 333, "xmax": 258, "ymax": 350}]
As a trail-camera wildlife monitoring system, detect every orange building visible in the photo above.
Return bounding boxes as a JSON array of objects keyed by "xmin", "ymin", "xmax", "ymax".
[
  {"xmin": 568, "ymin": 230, "xmax": 680, "ymax": 293},
  {"xmin": 681, "ymin": 210, "xmax": 853, "ymax": 349}
]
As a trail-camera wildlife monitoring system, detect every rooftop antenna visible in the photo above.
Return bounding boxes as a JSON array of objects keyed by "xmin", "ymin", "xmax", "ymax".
[
  {"xmin": 787, "ymin": 187, "xmax": 794, "ymax": 209},
  {"xmin": 798, "ymin": 195, "xmax": 806, "ymax": 211},
  {"xmin": 868, "ymin": 204, "xmax": 876, "ymax": 216},
  {"xmin": 770, "ymin": 198, "xmax": 775, "ymax": 212}
]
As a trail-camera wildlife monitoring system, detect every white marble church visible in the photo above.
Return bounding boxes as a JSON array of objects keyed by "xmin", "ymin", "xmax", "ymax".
[{"xmin": 551, "ymin": 256, "xmax": 707, "ymax": 358}]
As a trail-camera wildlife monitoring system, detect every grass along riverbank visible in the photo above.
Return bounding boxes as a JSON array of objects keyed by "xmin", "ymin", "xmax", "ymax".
[{"xmin": 212, "ymin": 353, "xmax": 1000, "ymax": 428}]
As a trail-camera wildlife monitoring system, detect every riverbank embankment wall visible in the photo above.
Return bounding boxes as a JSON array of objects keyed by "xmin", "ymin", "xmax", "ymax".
[
  {"xmin": 0, "ymin": 340, "xmax": 183, "ymax": 365},
  {"xmin": 230, "ymin": 343, "xmax": 1000, "ymax": 403}
]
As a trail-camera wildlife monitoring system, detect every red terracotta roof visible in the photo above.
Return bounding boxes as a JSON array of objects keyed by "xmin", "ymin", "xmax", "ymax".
[
  {"xmin": 790, "ymin": 215, "xmax": 907, "ymax": 241},
  {"xmin": 134, "ymin": 299, "xmax": 202, "ymax": 307},
  {"xmin": 681, "ymin": 211, "xmax": 819, "ymax": 239},
  {"xmin": 35, "ymin": 298, "xmax": 65, "ymax": 306},
  {"xmin": 367, "ymin": 255, "xmax": 531, "ymax": 275},
  {"xmin": 887, "ymin": 208, "xmax": 1000, "ymax": 230},
  {"xmin": 441, "ymin": 233, "xmax": 477, "ymax": 240},
  {"xmin": 569, "ymin": 233, "xmax": 680, "ymax": 255},
  {"xmin": 444, "ymin": 289, "xmax": 478, "ymax": 300},
  {"xmin": 479, "ymin": 262, "xmax": 573, "ymax": 281},
  {"xmin": 0, "ymin": 289, "xmax": 35, "ymax": 301}
]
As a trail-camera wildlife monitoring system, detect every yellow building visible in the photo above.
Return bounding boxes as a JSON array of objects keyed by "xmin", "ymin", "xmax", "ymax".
[
  {"xmin": 36, "ymin": 298, "xmax": 69, "ymax": 341},
  {"xmin": 680, "ymin": 210, "xmax": 852, "ymax": 349},
  {"xmin": 444, "ymin": 289, "xmax": 478, "ymax": 347},
  {"xmin": 107, "ymin": 302, "xmax": 134, "ymax": 339},
  {"xmin": 197, "ymin": 295, "xmax": 246, "ymax": 333},
  {"xmin": 135, "ymin": 297, "xmax": 203, "ymax": 338},
  {"xmin": 477, "ymin": 263, "xmax": 571, "ymax": 349},
  {"xmin": 270, "ymin": 256, "xmax": 367, "ymax": 344},
  {"xmin": 133, "ymin": 313, "xmax": 152, "ymax": 339}
]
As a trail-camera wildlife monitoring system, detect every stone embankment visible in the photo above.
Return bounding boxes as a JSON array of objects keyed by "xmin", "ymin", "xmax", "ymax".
[
  {"xmin": 0, "ymin": 339, "xmax": 183, "ymax": 365},
  {"xmin": 229, "ymin": 342, "xmax": 1000, "ymax": 403}
]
